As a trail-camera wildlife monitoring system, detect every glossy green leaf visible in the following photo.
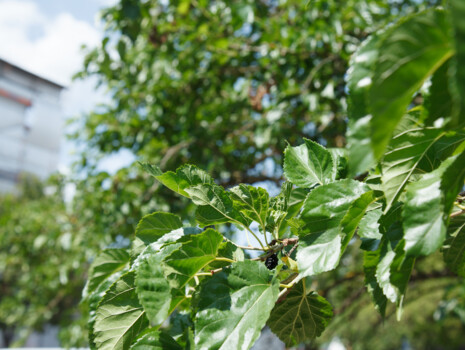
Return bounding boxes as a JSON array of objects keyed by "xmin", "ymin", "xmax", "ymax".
[
  {"xmin": 283, "ymin": 139, "xmax": 336, "ymax": 188},
  {"xmin": 443, "ymin": 216, "xmax": 465, "ymax": 277},
  {"xmin": 328, "ymin": 148, "xmax": 348, "ymax": 180},
  {"xmin": 130, "ymin": 330, "xmax": 182, "ymax": 350},
  {"xmin": 135, "ymin": 212, "xmax": 182, "ymax": 245},
  {"xmin": 185, "ymin": 184, "xmax": 249, "ymax": 227},
  {"xmin": 209, "ymin": 241, "xmax": 244, "ymax": 269},
  {"xmin": 83, "ymin": 248, "xmax": 130, "ymax": 298},
  {"xmin": 381, "ymin": 124, "xmax": 445, "ymax": 210},
  {"xmin": 403, "ymin": 152, "xmax": 465, "ymax": 256},
  {"xmin": 94, "ymin": 271, "xmax": 149, "ymax": 350},
  {"xmin": 88, "ymin": 272, "xmax": 126, "ymax": 349},
  {"xmin": 229, "ymin": 184, "xmax": 269, "ymax": 230},
  {"xmin": 296, "ymin": 179, "xmax": 369, "ymax": 276},
  {"xmin": 358, "ymin": 208, "xmax": 383, "ymax": 251},
  {"xmin": 144, "ymin": 164, "xmax": 214, "ymax": 198},
  {"xmin": 346, "ymin": 31, "xmax": 381, "ymax": 175},
  {"xmin": 369, "ymin": 8, "xmax": 453, "ymax": 159},
  {"xmin": 194, "ymin": 260, "xmax": 279, "ymax": 350},
  {"xmin": 267, "ymin": 281, "xmax": 333, "ymax": 346},
  {"xmin": 375, "ymin": 239, "xmax": 414, "ymax": 318},
  {"xmin": 449, "ymin": 0, "xmax": 465, "ymax": 128},
  {"xmin": 340, "ymin": 190, "xmax": 376, "ymax": 251},
  {"xmin": 298, "ymin": 179, "xmax": 369, "ymax": 236},
  {"xmin": 132, "ymin": 227, "xmax": 199, "ymax": 261},
  {"xmin": 139, "ymin": 162, "xmax": 163, "ymax": 177},
  {"xmin": 296, "ymin": 231, "xmax": 342, "ymax": 278},
  {"xmin": 164, "ymin": 228, "xmax": 224, "ymax": 290},
  {"xmin": 363, "ymin": 250, "xmax": 387, "ymax": 317},
  {"xmin": 136, "ymin": 244, "xmax": 180, "ymax": 326}
]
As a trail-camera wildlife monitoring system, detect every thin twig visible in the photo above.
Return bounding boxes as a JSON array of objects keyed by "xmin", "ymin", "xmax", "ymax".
[{"xmin": 450, "ymin": 209, "xmax": 465, "ymax": 218}]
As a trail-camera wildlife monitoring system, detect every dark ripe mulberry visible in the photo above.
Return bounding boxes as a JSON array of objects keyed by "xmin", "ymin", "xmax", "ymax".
[{"xmin": 265, "ymin": 253, "xmax": 278, "ymax": 270}]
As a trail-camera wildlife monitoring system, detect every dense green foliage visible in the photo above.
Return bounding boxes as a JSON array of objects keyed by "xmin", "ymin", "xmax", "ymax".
[
  {"xmin": 72, "ymin": 0, "xmax": 440, "ymax": 240},
  {"xmin": 0, "ymin": 176, "xmax": 89, "ymax": 347},
  {"xmin": 3, "ymin": 0, "xmax": 465, "ymax": 349},
  {"xmin": 84, "ymin": 4, "xmax": 465, "ymax": 349}
]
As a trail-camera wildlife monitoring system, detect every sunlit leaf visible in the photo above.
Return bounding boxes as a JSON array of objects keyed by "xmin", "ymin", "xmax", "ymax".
[
  {"xmin": 346, "ymin": 31, "xmax": 381, "ymax": 175},
  {"xmin": 164, "ymin": 228, "xmax": 224, "ymax": 290},
  {"xmin": 185, "ymin": 184, "xmax": 249, "ymax": 227},
  {"xmin": 83, "ymin": 248, "xmax": 130, "ymax": 298},
  {"xmin": 94, "ymin": 271, "xmax": 148, "ymax": 350},
  {"xmin": 284, "ymin": 139, "xmax": 336, "ymax": 188},
  {"xmin": 381, "ymin": 123, "xmax": 445, "ymax": 211},
  {"xmin": 403, "ymin": 152, "xmax": 465, "ymax": 256},
  {"xmin": 229, "ymin": 184, "xmax": 269, "ymax": 229},
  {"xmin": 135, "ymin": 212, "xmax": 182, "ymax": 245},
  {"xmin": 296, "ymin": 179, "xmax": 368, "ymax": 276},
  {"xmin": 136, "ymin": 244, "xmax": 180, "ymax": 326},
  {"xmin": 194, "ymin": 260, "xmax": 279, "ymax": 350},
  {"xmin": 130, "ymin": 330, "xmax": 182, "ymax": 350},
  {"xmin": 358, "ymin": 208, "xmax": 383, "ymax": 251},
  {"xmin": 340, "ymin": 190, "xmax": 376, "ymax": 250},
  {"xmin": 369, "ymin": 8, "xmax": 452, "ymax": 159},
  {"xmin": 143, "ymin": 164, "xmax": 214, "ymax": 198}
]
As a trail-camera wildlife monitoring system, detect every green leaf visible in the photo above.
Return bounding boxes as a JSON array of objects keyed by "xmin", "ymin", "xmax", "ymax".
[
  {"xmin": 267, "ymin": 182, "xmax": 293, "ymax": 236},
  {"xmin": 194, "ymin": 260, "xmax": 279, "ymax": 350},
  {"xmin": 375, "ymin": 239, "xmax": 414, "ymax": 318},
  {"xmin": 164, "ymin": 228, "xmax": 225, "ymax": 290},
  {"xmin": 132, "ymin": 227, "xmax": 199, "ymax": 261},
  {"xmin": 369, "ymin": 8, "xmax": 453, "ymax": 159},
  {"xmin": 267, "ymin": 281, "xmax": 333, "ymax": 346},
  {"xmin": 83, "ymin": 248, "xmax": 130, "ymax": 298},
  {"xmin": 283, "ymin": 138, "xmax": 336, "ymax": 188},
  {"xmin": 145, "ymin": 164, "xmax": 214, "ymax": 198},
  {"xmin": 139, "ymin": 162, "xmax": 163, "ymax": 177},
  {"xmin": 229, "ymin": 184, "xmax": 269, "ymax": 230},
  {"xmin": 94, "ymin": 271, "xmax": 149, "ymax": 350},
  {"xmin": 185, "ymin": 184, "xmax": 249, "ymax": 227},
  {"xmin": 346, "ymin": 31, "xmax": 381, "ymax": 175},
  {"xmin": 296, "ymin": 179, "xmax": 368, "ymax": 277},
  {"xmin": 135, "ymin": 212, "xmax": 182, "ymax": 245},
  {"xmin": 443, "ymin": 216, "xmax": 465, "ymax": 277},
  {"xmin": 130, "ymin": 330, "xmax": 182, "ymax": 350},
  {"xmin": 88, "ymin": 272, "xmax": 126, "ymax": 349},
  {"xmin": 381, "ymin": 124, "xmax": 445, "ymax": 211},
  {"xmin": 299, "ymin": 179, "xmax": 369, "ymax": 236},
  {"xmin": 403, "ymin": 152, "xmax": 465, "ymax": 256},
  {"xmin": 358, "ymin": 209, "xmax": 383, "ymax": 251},
  {"xmin": 363, "ymin": 250, "xmax": 387, "ymax": 317},
  {"xmin": 136, "ymin": 244, "xmax": 180, "ymax": 326},
  {"xmin": 328, "ymin": 148, "xmax": 348, "ymax": 180},
  {"xmin": 296, "ymin": 231, "xmax": 342, "ymax": 278},
  {"xmin": 424, "ymin": 59, "xmax": 453, "ymax": 125},
  {"xmin": 340, "ymin": 190, "xmax": 376, "ymax": 251},
  {"xmin": 449, "ymin": 0, "xmax": 465, "ymax": 128},
  {"xmin": 209, "ymin": 241, "xmax": 244, "ymax": 269}
]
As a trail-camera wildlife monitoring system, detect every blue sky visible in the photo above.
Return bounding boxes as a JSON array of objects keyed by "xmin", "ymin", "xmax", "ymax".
[{"xmin": 0, "ymin": 0, "xmax": 135, "ymax": 173}]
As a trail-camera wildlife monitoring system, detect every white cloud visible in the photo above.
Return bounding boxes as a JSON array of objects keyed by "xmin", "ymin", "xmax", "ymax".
[
  {"xmin": 97, "ymin": 0, "xmax": 119, "ymax": 7},
  {"xmin": 0, "ymin": 0, "xmax": 100, "ymax": 86}
]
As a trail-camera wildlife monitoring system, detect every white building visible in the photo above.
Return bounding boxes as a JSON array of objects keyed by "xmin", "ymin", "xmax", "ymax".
[{"xmin": 0, "ymin": 58, "xmax": 64, "ymax": 192}]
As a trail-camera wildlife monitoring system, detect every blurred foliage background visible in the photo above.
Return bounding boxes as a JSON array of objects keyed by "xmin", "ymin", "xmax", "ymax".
[{"xmin": 3, "ymin": 0, "xmax": 465, "ymax": 349}]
